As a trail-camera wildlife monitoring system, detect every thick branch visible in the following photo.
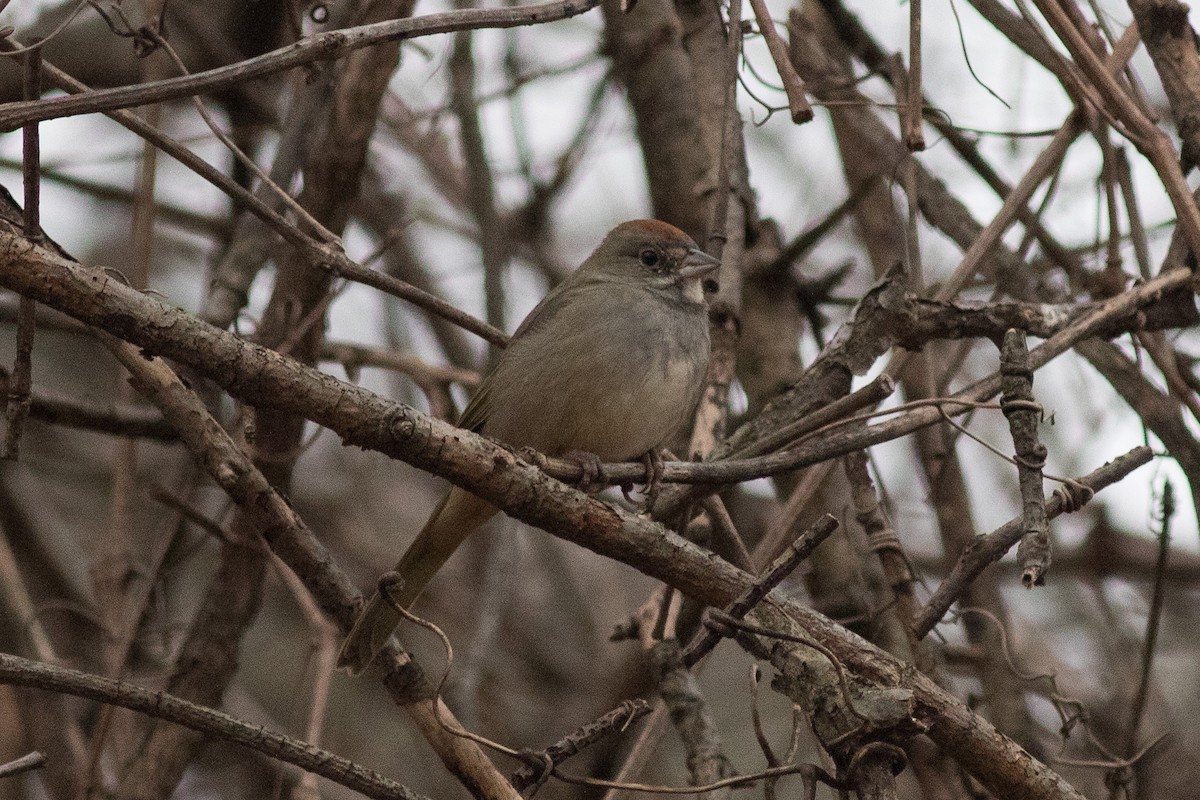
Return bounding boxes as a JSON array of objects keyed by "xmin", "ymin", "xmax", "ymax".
[{"xmin": 0, "ymin": 232, "xmax": 1190, "ymax": 491}]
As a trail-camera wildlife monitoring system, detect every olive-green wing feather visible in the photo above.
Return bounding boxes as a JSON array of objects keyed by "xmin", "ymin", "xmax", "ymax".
[
  {"xmin": 457, "ymin": 375, "xmax": 493, "ymax": 432},
  {"xmin": 456, "ymin": 275, "xmax": 582, "ymax": 434}
]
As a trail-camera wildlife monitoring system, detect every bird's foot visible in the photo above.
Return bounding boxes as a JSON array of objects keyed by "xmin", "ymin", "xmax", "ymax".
[
  {"xmin": 620, "ymin": 449, "xmax": 666, "ymax": 506},
  {"xmin": 518, "ymin": 446, "xmax": 549, "ymax": 469},
  {"xmin": 640, "ymin": 449, "xmax": 665, "ymax": 507},
  {"xmin": 562, "ymin": 449, "xmax": 606, "ymax": 492}
]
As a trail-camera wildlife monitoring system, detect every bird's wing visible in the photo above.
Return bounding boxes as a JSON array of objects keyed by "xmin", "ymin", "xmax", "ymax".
[
  {"xmin": 457, "ymin": 376, "xmax": 492, "ymax": 432},
  {"xmin": 509, "ymin": 278, "xmax": 571, "ymax": 339},
  {"xmin": 456, "ymin": 275, "xmax": 587, "ymax": 433}
]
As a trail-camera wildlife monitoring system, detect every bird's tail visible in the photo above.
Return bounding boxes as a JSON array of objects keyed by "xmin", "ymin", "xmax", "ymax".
[{"xmin": 337, "ymin": 487, "xmax": 497, "ymax": 673}]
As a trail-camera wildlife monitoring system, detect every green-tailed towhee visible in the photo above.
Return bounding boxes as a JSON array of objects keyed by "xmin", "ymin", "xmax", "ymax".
[{"xmin": 337, "ymin": 219, "xmax": 719, "ymax": 673}]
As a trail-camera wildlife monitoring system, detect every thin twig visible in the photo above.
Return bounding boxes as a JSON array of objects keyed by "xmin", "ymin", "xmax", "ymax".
[
  {"xmin": 927, "ymin": 20, "xmax": 1141, "ymax": 304},
  {"xmin": 1032, "ymin": 1, "xmax": 1200, "ymax": 257},
  {"xmin": 843, "ymin": 450, "xmax": 923, "ymax": 661},
  {"xmin": 556, "ymin": 759, "xmax": 845, "ymax": 795},
  {"xmin": 729, "ymin": 373, "xmax": 895, "ymax": 459},
  {"xmin": 1123, "ymin": 480, "xmax": 1174, "ymax": 755},
  {"xmin": 509, "ymin": 700, "xmax": 653, "ymax": 791},
  {"xmin": 699, "ymin": 495, "xmax": 755, "ymax": 572},
  {"xmin": 321, "ymin": 340, "xmax": 480, "ymax": 387},
  {"xmin": 914, "ymin": 446, "xmax": 1154, "ymax": 638},
  {"xmin": 324, "ymin": 258, "xmax": 508, "ymax": 348},
  {"xmin": 142, "ymin": 27, "xmax": 331, "ymax": 241},
  {"xmin": 2, "ymin": 46, "xmax": 40, "ymax": 460},
  {"xmin": 0, "ymin": 0, "xmax": 607, "ymax": 130},
  {"xmin": 817, "ymin": 0, "xmax": 1084, "ymax": 279},
  {"xmin": 0, "ymin": 653, "xmax": 428, "ymax": 800},
  {"xmin": 0, "ymin": 374, "xmax": 175, "ymax": 439},
  {"xmin": 0, "ymin": 751, "xmax": 46, "ymax": 779},
  {"xmin": 0, "ymin": 156, "xmax": 223, "ymax": 235},
  {"xmin": 275, "ymin": 556, "xmax": 343, "ymax": 800},
  {"xmin": 755, "ymin": 462, "xmax": 836, "ymax": 568},
  {"xmin": 746, "ymin": 0, "xmax": 811, "ymax": 122},
  {"xmin": 449, "ymin": 10, "xmax": 509, "ymax": 360},
  {"xmin": 0, "ymin": 36, "xmax": 334, "ymax": 247},
  {"xmin": 904, "ymin": 0, "xmax": 925, "ymax": 150},
  {"xmin": 998, "ymin": 330, "xmax": 1051, "ymax": 587},
  {"xmin": 682, "ymin": 514, "xmax": 839, "ymax": 666},
  {"xmin": 597, "ymin": 701, "xmax": 670, "ymax": 800}
]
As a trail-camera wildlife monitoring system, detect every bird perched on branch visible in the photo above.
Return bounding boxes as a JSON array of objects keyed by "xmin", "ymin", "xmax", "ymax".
[{"xmin": 338, "ymin": 219, "xmax": 720, "ymax": 673}]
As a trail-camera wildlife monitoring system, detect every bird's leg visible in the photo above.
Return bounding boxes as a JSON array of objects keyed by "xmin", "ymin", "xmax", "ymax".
[{"xmin": 561, "ymin": 449, "xmax": 606, "ymax": 493}]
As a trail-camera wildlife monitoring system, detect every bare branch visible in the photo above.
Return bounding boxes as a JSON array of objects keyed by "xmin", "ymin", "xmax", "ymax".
[{"xmin": 0, "ymin": 652, "xmax": 430, "ymax": 800}]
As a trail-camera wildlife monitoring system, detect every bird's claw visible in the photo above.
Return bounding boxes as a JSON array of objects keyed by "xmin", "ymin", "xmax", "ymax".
[
  {"xmin": 518, "ymin": 446, "xmax": 548, "ymax": 468},
  {"xmin": 562, "ymin": 449, "xmax": 606, "ymax": 492},
  {"xmin": 639, "ymin": 449, "xmax": 665, "ymax": 507}
]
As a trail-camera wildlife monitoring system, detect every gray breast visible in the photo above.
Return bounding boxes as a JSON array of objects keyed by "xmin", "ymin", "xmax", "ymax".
[{"xmin": 482, "ymin": 283, "xmax": 709, "ymax": 460}]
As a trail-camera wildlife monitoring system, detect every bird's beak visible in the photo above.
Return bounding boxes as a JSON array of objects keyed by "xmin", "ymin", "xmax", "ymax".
[{"xmin": 676, "ymin": 248, "xmax": 721, "ymax": 280}]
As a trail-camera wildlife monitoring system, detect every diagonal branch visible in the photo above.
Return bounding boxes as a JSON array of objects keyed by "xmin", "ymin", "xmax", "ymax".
[{"xmin": 0, "ymin": 229, "xmax": 1189, "ymax": 491}]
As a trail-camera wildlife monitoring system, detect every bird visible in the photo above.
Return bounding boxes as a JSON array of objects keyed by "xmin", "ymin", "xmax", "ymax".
[{"xmin": 337, "ymin": 219, "xmax": 720, "ymax": 673}]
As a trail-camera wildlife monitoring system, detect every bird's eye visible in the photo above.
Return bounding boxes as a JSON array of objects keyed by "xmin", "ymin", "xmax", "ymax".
[{"xmin": 639, "ymin": 249, "xmax": 660, "ymax": 268}]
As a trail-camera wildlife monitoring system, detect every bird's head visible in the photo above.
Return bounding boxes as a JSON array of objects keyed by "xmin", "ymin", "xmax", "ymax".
[{"xmin": 582, "ymin": 220, "xmax": 720, "ymax": 305}]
